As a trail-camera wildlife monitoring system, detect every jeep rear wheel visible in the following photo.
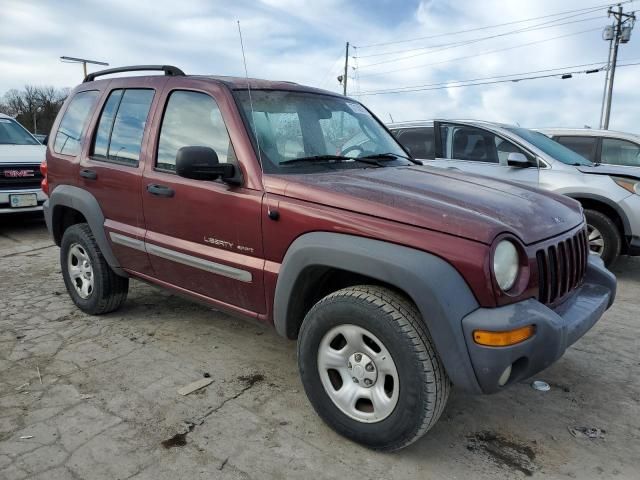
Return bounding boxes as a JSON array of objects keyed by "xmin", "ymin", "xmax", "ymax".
[
  {"xmin": 297, "ymin": 285, "xmax": 449, "ymax": 451},
  {"xmin": 61, "ymin": 224, "xmax": 129, "ymax": 315}
]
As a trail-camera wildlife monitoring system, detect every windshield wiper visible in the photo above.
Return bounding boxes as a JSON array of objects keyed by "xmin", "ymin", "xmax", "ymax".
[
  {"xmin": 279, "ymin": 155, "xmax": 354, "ymax": 166},
  {"xmin": 361, "ymin": 152, "xmax": 422, "ymax": 165}
]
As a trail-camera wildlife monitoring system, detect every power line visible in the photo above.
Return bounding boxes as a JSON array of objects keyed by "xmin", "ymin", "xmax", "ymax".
[
  {"xmin": 356, "ymin": 15, "xmax": 605, "ymax": 69},
  {"xmin": 354, "ymin": 0, "xmax": 636, "ymax": 49},
  {"xmin": 358, "ymin": 27, "xmax": 602, "ymax": 78},
  {"xmin": 358, "ymin": 61, "xmax": 610, "ymax": 94},
  {"xmin": 356, "ymin": 62, "xmax": 640, "ymax": 96}
]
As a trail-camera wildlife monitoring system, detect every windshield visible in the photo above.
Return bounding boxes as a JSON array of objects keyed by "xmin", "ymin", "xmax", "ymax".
[
  {"xmin": 0, "ymin": 118, "xmax": 40, "ymax": 145},
  {"xmin": 234, "ymin": 90, "xmax": 408, "ymax": 173},
  {"xmin": 506, "ymin": 127, "xmax": 592, "ymax": 166}
]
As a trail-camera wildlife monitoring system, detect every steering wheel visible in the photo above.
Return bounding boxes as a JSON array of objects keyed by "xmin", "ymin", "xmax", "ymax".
[{"xmin": 341, "ymin": 145, "xmax": 365, "ymax": 157}]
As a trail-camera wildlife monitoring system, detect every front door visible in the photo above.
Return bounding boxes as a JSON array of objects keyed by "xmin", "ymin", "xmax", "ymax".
[
  {"xmin": 142, "ymin": 86, "xmax": 264, "ymax": 316},
  {"xmin": 431, "ymin": 122, "xmax": 541, "ymax": 187}
]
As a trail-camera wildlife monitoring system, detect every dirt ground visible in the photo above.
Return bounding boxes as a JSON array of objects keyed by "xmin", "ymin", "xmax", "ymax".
[{"xmin": 1, "ymin": 214, "xmax": 638, "ymax": 480}]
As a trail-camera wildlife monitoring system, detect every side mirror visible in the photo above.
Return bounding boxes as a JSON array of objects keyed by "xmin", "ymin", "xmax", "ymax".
[
  {"xmin": 507, "ymin": 152, "xmax": 531, "ymax": 168},
  {"xmin": 175, "ymin": 146, "xmax": 235, "ymax": 181}
]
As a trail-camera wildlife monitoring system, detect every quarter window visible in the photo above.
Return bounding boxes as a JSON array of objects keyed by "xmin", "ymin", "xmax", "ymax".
[
  {"xmin": 601, "ymin": 138, "xmax": 640, "ymax": 166},
  {"xmin": 92, "ymin": 89, "xmax": 154, "ymax": 166},
  {"xmin": 553, "ymin": 136, "xmax": 598, "ymax": 162},
  {"xmin": 157, "ymin": 91, "xmax": 235, "ymax": 171},
  {"xmin": 54, "ymin": 90, "xmax": 99, "ymax": 156}
]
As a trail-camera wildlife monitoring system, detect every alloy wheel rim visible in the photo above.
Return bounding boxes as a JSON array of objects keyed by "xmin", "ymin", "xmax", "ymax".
[
  {"xmin": 67, "ymin": 243, "xmax": 94, "ymax": 299},
  {"xmin": 317, "ymin": 324, "xmax": 399, "ymax": 423},
  {"xmin": 587, "ymin": 224, "xmax": 605, "ymax": 256}
]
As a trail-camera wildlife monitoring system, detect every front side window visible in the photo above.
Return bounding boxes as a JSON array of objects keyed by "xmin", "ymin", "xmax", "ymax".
[
  {"xmin": 91, "ymin": 89, "xmax": 154, "ymax": 166},
  {"xmin": 0, "ymin": 118, "xmax": 40, "ymax": 145},
  {"xmin": 157, "ymin": 90, "xmax": 235, "ymax": 171},
  {"xmin": 601, "ymin": 138, "xmax": 640, "ymax": 166},
  {"xmin": 54, "ymin": 90, "xmax": 99, "ymax": 156},
  {"xmin": 553, "ymin": 136, "xmax": 598, "ymax": 162},
  {"xmin": 444, "ymin": 125, "xmax": 499, "ymax": 163},
  {"xmin": 234, "ymin": 90, "xmax": 408, "ymax": 173},
  {"xmin": 395, "ymin": 127, "xmax": 435, "ymax": 159}
]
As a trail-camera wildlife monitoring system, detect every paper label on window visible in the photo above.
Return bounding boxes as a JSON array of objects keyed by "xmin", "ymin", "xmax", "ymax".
[{"xmin": 347, "ymin": 102, "xmax": 368, "ymax": 115}]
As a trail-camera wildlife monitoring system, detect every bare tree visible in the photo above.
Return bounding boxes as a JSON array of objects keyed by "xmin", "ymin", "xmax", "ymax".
[{"xmin": 0, "ymin": 85, "xmax": 68, "ymax": 135}]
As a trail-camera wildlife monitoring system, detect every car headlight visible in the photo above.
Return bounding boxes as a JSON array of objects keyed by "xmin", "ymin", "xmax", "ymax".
[
  {"xmin": 493, "ymin": 240, "xmax": 520, "ymax": 291},
  {"xmin": 612, "ymin": 176, "xmax": 640, "ymax": 195}
]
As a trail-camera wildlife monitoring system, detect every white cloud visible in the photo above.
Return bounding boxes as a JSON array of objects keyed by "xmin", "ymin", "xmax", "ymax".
[{"xmin": 0, "ymin": 0, "xmax": 638, "ymax": 132}]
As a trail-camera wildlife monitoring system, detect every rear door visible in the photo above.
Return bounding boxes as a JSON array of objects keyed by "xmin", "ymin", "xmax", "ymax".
[
  {"xmin": 78, "ymin": 77, "xmax": 167, "ymax": 275},
  {"xmin": 392, "ymin": 127, "xmax": 436, "ymax": 160},
  {"xmin": 141, "ymin": 81, "xmax": 265, "ymax": 316},
  {"xmin": 433, "ymin": 122, "xmax": 540, "ymax": 187}
]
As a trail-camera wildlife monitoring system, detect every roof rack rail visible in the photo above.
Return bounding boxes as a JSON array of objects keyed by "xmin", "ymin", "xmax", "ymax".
[{"xmin": 83, "ymin": 65, "xmax": 185, "ymax": 83}]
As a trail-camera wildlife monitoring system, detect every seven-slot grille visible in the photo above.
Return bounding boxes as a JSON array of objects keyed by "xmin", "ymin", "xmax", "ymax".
[
  {"xmin": 536, "ymin": 228, "xmax": 589, "ymax": 305},
  {"xmin": 0, "ymin": 165, "xmax": 42, "ymax": 190}
]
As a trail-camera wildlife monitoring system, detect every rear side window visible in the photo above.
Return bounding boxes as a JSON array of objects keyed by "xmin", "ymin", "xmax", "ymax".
[
  {"xmin": 156, "ymin": 90, "xmax": 235, "ymax": 172},
  {"xmin": 92, "ymin": 89, "xmax": 154, "ymax": 166},
  {"xmin": 54, "ymin": 90, "xmax": 99, "ymax": 156},
  {"xmin": 601, "ymin": 138, "xmax": 640, "ymax": 166},
  {"xmin": 396, "ymin": 127, "xmax": 435, "ymax": 159},
  {"xmin": 553, "ymin": 136, "xmax": 598, "ymax": 162}
]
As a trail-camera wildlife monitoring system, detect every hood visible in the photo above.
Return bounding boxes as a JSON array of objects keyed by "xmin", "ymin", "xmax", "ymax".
[
  {"xmin": 275, "ymin": 166, "xmax": 583, "ymax": 245},
  {"xmin": 0, "ymin": 144, "xmax": 46, "ymax": 165},
  {"xmin": 578, "ymin": 164, "xmax": 640, "ymax": 179}
]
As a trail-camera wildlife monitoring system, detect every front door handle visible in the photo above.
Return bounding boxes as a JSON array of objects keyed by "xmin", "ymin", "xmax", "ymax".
[
  {"xmin": 80, "ymin": 169, "xmax": 97, "ymax": 180},
  {"xmin": 146, "ymin": 184, "xmax": 175, "ymax": 198}
]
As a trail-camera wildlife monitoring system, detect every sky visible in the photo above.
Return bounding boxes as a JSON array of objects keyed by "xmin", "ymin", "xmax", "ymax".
[{"xmin": 1, "ymin": 0, "xmax": 639, "ymax": 132}]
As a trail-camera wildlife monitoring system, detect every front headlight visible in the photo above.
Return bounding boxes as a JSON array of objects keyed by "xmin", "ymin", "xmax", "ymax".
[
  {"xmin": 612, "ymin": 176, "xmax": 640, "ymax": 195},
  {"xmin": 493, "ymin": 240, "xmax": 519, "ymax": 291}
]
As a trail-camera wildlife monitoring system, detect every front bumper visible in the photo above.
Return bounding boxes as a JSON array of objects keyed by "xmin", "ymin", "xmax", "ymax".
[
  {"xmin": 0, "ymin": 188, "xmax": 47, "ymax": 214},
  {"xmin": 461, "ymin": 255, "xmax": 616, "ymax": 393}
]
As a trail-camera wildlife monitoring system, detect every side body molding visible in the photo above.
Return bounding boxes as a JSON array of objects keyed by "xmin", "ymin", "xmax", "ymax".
[
  {"xmin": 273, "ymin": 232, "xmax": 482, "ymax": 393},
  {"xmin": 43, "ymin": 185, "xmax": 126, "ymax": 276}
]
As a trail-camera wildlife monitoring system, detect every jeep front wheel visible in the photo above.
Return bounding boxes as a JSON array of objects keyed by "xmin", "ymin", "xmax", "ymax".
[
  {"xmin": 61, "ymin": 223, "xmax": 129, "ymax": 315},
  {"xmin": 297, "ymin": 285, "xmax": 449, "ymax": 451}
]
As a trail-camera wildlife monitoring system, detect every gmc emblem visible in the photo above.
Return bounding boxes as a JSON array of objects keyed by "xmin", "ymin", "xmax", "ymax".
[{"xmin": 4, "ymin": 169, "xmax": 35, "ymax": 178}]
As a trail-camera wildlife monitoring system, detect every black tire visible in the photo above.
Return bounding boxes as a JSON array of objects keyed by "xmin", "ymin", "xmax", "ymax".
[
  {"xmin": 297, "ymin": 285, "xmax": 449, "ymax": 451},
  {"xmin": 584, "ymin": 209, "xmax": 621, "ymax": 267},
  {"xmin": 60, "ymin": 223, "xmax": 129, "ymax": 315}
]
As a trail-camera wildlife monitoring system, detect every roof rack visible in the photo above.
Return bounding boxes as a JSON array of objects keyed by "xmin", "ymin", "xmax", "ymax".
[{"xmin": 83, "ymin": 65, "xmax": 185, "ymax": 83}]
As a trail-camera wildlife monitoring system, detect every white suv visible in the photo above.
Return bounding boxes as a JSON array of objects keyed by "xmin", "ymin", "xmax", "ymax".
[
  {"xmin": 0, "ymin": 113, "xmax": 47, "ymax": 213},
  {"xmin": 389, "ymin": 120, "xmax": 640, "ymax": 266}
]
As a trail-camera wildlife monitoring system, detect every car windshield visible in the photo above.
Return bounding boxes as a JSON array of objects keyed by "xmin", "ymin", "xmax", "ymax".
[
  {"xmin": 0, "ymin": 118, "xmax": 40, "ymax": 145},
  {"xmin": 506, "ymin": 127, "xmax": 592, "ymax": 166},
  {"xmin": 234, "ymin": 90, "xmax": 409, "ymax": 173}
]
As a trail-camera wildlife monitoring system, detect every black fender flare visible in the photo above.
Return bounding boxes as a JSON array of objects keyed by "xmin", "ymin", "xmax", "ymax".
[
  {"xmin": 43, "ymin": 185, "xmax": 126, "ymax": 277},
  {"xmin": 273, "ymin": 232, "xmax": 482, "ymax": 393}
]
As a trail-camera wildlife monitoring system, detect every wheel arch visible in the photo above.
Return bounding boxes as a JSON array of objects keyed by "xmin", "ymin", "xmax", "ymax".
[
  {"xmin": 273, "ymin": 232, "xmax": 482, "ymax": 393},
  {"xmin": 44, "ymin": 185, "xmax": 126, "ymax": 276},
  {"xmin": 566, "ymin": 193, "xmax": 629, "ymax": 252}
]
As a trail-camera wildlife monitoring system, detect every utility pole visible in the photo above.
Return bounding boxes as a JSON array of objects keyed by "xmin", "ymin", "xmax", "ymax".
[
  {"xmin": 343, "ymin": 42, "xmax": 349, "ymax": 96},
  {"xmin": 60, "ymin": 56, "xmax": 109, "ymax": 80},
  {"xmin": 600, "ymin": 5, "xmax": 635, "ymax": 129}
]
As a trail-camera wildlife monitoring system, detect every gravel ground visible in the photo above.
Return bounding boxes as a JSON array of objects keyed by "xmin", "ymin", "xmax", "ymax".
[{"xmin": 1, "ymin": 214, "xmax": 638, "ymax": 480}]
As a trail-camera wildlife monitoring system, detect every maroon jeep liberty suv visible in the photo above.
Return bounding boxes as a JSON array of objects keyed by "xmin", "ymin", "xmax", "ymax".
[{"xmin": 43, "ymin": 65, "xmax": 616, "ymax": 451}]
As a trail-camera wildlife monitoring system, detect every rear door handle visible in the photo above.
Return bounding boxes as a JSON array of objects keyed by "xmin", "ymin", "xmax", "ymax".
[
  {"xmin": 80, "ymin": 169, "xmax": 97, "ymax": 180},
  {"xmin": 146, "ymin": 184, "xmax": 175, "ymax": 198}
]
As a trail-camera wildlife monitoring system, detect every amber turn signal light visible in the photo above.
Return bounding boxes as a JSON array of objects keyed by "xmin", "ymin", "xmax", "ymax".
[{"xmin": 473, "ymin": 325, "xmax": 535, "ymax": 347}]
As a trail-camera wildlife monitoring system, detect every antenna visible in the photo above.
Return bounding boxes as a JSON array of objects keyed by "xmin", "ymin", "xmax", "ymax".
[{"xmin": 237, "ymin": 21, "xmax": 278, "ymax": 220}]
